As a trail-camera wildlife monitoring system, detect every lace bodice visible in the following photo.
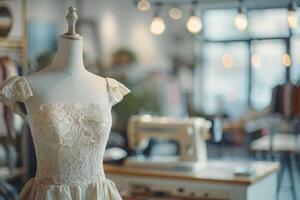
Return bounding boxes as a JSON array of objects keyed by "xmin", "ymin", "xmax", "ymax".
[
  {"xmin": 33, "ymin": 103, "xmax": 112, "ymax": 185},
  {"xmin": 0, "ymin": 76, "xmax": 130, "ymax": 185}
]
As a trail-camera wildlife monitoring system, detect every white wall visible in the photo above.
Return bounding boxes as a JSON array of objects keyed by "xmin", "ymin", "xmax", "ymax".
[
  {"xmin": 81, "ymin": 0, "xmax": 169, "ymax": 68},
  {"xmin": 25, "ymin": 0, "xmax": 195, "ymax": 70}
]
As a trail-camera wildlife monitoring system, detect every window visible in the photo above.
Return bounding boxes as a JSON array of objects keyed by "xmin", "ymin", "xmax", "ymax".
[
  {"xmin": 202, "ymin": 42, "xmax": 248, "ymax": 116},
  {"xmin": 199, "ymin": 8, "xmax": 290, "ymax": 116},
  {"xmin": 203, "ymin": 9, "xmax": 247, "ymax": 40},
  {"xmin": 250, "ymin": 40, "xmax": 286, "ymax": 110},
  {"xmin": 248, "ymin": 9, "xmax": 289, "ymax": 37},
  {"xmin": 291, "ymin": 37, "xmax": 300, "ymax": 83}
]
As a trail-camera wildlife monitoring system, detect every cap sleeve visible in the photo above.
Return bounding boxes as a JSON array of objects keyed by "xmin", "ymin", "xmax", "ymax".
[
  {"xmin": 0, "ymin": 76, "xmax": 33, "ymax": 118},
  {"xmin": 106, "ymin": 78, "xmax": 130, "ymax": 106}
]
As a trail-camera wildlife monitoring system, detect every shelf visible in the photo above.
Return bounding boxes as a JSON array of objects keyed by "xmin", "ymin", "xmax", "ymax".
[
  {"xmin": 0, "ymin": 167, "xmax": 26, "ymax": 180},
  {"xmin": 0, "ymin": 38, "xmax": 23, "ymax": 49}
]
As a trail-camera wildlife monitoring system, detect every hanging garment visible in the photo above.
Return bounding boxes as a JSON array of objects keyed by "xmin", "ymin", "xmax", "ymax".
[
  {"xmin": 0, "ymin": 64, "xmax": 7, "ymax": 137},
  {"xmin": 0, "ymin": 76, "xmax": 130, "ymax": 200},
  {"xmin": 271, "ymin": 83, "xmax": 300, "ymax": 118},
  {"xmin": 0, "ymin": 57, "xmax": 17, "ymax": 139}
]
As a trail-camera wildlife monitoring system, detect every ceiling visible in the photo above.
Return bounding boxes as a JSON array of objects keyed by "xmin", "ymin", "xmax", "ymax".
[{"xmin": 148, "ymin": 0, "xmax": 300, "ymax": 10}]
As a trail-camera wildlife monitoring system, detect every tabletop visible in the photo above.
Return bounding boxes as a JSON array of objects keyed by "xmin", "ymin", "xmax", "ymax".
[{"xmin": 104, "ymin": 160, "xmax": 279, "ymax": 186}]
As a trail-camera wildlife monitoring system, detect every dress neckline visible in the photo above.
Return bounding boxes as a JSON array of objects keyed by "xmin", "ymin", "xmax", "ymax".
[
  {"xmin": 21, "ymin": 74, "xmax": 112, "ymax": 110},
  {"xmin": 37, "ymin": 102, "xmax": 110, "ymax": 112}
]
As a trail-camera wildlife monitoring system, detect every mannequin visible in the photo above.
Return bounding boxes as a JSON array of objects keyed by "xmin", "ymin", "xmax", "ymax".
[
  {"xmin": 25, "ymin": 7, "xmax": 108, "ymax": 122},
  {"xmin": 0, "ymin": 7, "xmax": 128, "ymax": 199}
]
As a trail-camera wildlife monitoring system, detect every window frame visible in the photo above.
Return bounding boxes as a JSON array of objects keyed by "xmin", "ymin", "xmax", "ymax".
[{"xmin": 198, "ymin": 8, "xmax": 293, "ymax": 113}]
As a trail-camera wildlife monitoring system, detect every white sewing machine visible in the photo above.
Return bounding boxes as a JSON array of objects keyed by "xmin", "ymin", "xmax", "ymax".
[{"xmin": 125, "ymin": 115, "xmax": 211, "ymax": 171}]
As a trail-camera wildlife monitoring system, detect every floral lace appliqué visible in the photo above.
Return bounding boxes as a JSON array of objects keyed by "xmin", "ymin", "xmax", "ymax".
[
  {"xmin": 32, "ymin": 103, "xmax": 112, "ymax": 185},
  {"xmin": 0, "ymin": 76, "xmax": 130, "ymax": 187}
]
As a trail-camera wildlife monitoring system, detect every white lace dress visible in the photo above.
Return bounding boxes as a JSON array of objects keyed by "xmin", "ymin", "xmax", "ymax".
[{"xmin": 0, "ymin": 76, "xmax": 130, "ymax": 200}]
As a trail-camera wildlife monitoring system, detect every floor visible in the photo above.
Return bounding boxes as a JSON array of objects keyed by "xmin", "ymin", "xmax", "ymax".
[{"xmin": 278, "ymin": 159, "xmax": 300, "ymax": 200}]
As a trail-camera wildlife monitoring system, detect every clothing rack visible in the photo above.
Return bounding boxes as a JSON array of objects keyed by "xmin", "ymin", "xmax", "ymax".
[
  {"xmin": 268, "ymin": 75, "xmax": 300, "ymax": 200},
  {"xmin": 0, "ymin": 0, "xmax": 29, "ymax": 183}
]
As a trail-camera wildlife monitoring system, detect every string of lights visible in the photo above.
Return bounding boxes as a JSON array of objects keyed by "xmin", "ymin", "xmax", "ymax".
[{"xmin": 134, "ymin": 0, "xmax": 299, "ymax": 35}]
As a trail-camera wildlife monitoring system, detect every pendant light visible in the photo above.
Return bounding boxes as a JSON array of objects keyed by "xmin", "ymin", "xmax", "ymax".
[
  {"xmin": 150, "ymin": 17, "xmax": 166, "ymax": 35},
  {"xmin": 169, "ymin": 6, "xmax": 183, "ymax": 20},
  {"xmin": 222, "ymin": 54, "xmax": 234, "ymax": 68},
  {"xmin": 150, "ymin": 3, "xmax": 165, "ymax": 35},
  {"xmin": 136, "ymin": 0, "xmax": 151, "ymax": 12},
  {"xmin": 234, "ymin": 0, "xmax": 248, "ymax": 31},
  {"xmin": 288, "ymin": 1, "xmax": 298, "ymax": 29},
  {"xmin": 251, "ymin": 54, "xmax": 262, "ymax": 69},
  {"xmin": 186, "ymin": 1, "xmax": 202, "ymax": 34},
  {"xmin": 283, "ymin": 53, "xmax": 292, "ymax": 67}
]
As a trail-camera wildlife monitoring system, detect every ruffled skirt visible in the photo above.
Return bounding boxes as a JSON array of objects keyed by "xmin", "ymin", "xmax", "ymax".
[{"xmin": 19, "ymin": 177, "xmax": 122, "ymax": 200}]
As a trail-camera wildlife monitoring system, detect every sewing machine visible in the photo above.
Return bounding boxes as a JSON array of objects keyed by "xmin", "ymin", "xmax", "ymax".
[{"xmin": 125, "ymin": 115, "xmax": 211, "ymax": 171}]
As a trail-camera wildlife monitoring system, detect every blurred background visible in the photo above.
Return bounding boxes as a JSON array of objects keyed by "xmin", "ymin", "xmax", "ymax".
[{"xmin": 0, "ymin": 0, "xmax": 300, "ymax": 199}]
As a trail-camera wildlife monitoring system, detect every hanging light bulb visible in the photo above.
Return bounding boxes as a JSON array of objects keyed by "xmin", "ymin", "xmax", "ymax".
[
  {"xmin": 150, "ymin": 3, "xmax": 165, "ymax": 35},
  {"xmin": 137, "ymin": 0, "xmax": 151, "ymax": 12},
  {"xmin": 150, "ymin": 17, "xmax": 165, "ymax": 35},
  {"xmin": 283, "ymin": 53, "xmax": 292, "ymax": 67},
  {"xmin": 251, "ymin": 54, "xmax": 262, "ymax": 69},
  {"xmin": 169, "ymin": 7, "xmax": 182, "ymax": 20},
  {"xmin": 288, "ymin": 11, "xmax": 297, "ymax": 29},
  {"xmin": 235, "ymin": 7, "xmax": 248, "ymax": 31},
  {"xmin": 186, "ymin": 1, "xmax": 202, "ymax": 34},
  {"xmin": 222, "ymin": 54, "xmax": 234, "ymax": 68},
  {"xmin": 187, "ymin": 15, "xmax": 202, "ymax": 34},
  {"xmin": 288, "ymin": 1, "xmax": 298, "ymax": 29}
]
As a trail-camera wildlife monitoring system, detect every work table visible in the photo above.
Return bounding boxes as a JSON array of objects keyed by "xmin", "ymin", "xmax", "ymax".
[
  {"xmin": 104, "ymin": 160, "xmax": 279, "ymax": 186},
  {"xmin": 104, "ymin": 160, "xmax": 279, "ymax": 200}
]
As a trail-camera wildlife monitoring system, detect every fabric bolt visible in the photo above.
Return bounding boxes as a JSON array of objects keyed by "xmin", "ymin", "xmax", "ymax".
[{"xmin": 0, "ymin": 76, "xmax": 130, "ymax": 200}]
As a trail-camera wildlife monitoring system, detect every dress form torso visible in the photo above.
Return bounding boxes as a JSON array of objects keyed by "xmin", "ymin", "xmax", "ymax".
[
  {"xmin": 25, "ymin": 37, "xmax": 108, "ymax": 122},
  {"xmin": 25, "ymin": 5, "xmax": 108, "ymax": 117},
  {"xmin": 0, "ymin": 7, "xmax": 129, "ymax": 200}
]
